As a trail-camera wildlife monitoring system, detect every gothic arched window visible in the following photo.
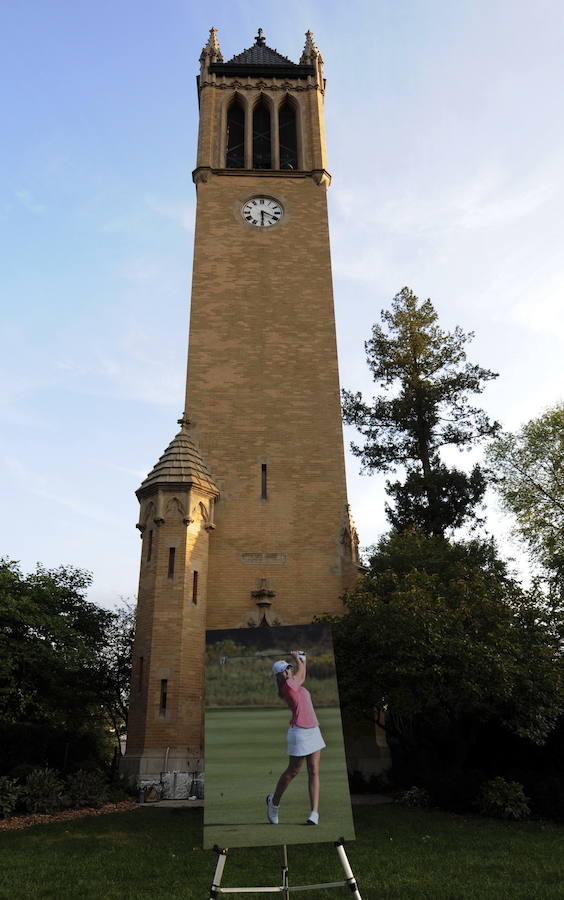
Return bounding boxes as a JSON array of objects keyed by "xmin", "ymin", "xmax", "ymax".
[
  {"xmin": 279, "ymin": 100, "xmax": 298, "ymax": 170},
  {"xmin": 226, "ymin": 99, "xmax": 245, "ymax": 169},
  {"xmin": 252, "ymin": 100, "xmax": 271, "ymax": 169}
]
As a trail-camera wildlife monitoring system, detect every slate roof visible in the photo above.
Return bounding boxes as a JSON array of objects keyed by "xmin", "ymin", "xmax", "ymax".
[
  {"xmin": 226, "ymin": 43, "xmax": 298, "ymax": 67},
  {"xmin": 137, "ymin": 423, "xmax": 218, "ymax": 496}
]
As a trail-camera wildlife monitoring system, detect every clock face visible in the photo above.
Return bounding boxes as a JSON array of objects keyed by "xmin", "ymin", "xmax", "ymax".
[{"xmin": 242, "ymin": 196, "xmax": 283, "ymax": 227}]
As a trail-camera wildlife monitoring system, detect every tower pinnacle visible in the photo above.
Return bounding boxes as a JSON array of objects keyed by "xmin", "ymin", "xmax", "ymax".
[
  {"xmin": 200, "ymin": 26, "xmax": 223, "ymax": 64},
  {"xmin": 300, "ymin": 30, "xmax": 320, "ymax": 64}
]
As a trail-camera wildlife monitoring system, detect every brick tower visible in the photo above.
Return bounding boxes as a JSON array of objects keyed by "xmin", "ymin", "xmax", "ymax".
[{"xmin": 123, "ymin": 28, "xmax": 360, "ymax": 780}]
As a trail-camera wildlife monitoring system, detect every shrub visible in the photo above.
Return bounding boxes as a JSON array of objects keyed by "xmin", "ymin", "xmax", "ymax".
[
  {"xmin": 0, "ymin": 776, "xmax": 23, "ymax": 818},
  {"xmin": 24, "ymin": 767, "xmax": 64, "ymax": 814},
  {"xmin": 397, "ymin": 785, "xmax": 431, "ymax": 808},
  {"xmin": 65, "ymin": 770, "xmax": 109, "ymax": 808},
  {"xmin": 107, "ymin": 776, "xmax": 133, "ymax": 803},
  {"xmin": 426, "ymin": 766, "xmax": 484, "ymax": 813},
  {"xmin": 477, "ymin": 777, "xmax": 530, "ymax": 820},
  {"xmin": 306, "ymin": 653, "xmax": 336, "ymax": 679},
  {"xmin": 524, "ymin": 773, "xmax": 564, "ymax": 822}
]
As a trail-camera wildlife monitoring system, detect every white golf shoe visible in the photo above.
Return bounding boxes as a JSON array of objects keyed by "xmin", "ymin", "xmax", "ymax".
[{"xmin": 266, "ymin": 794, "xmax": 279, "ymax": 824}]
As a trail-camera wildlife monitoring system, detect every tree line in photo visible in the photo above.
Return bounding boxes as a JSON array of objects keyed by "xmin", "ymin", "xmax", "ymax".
[
  {"xmin": 1, "ymin": 285, "xmax": 562, "ymax": 822},
  {"xmin": 204, "ymin": 635, "xmax": 339, "ymax": 708}
]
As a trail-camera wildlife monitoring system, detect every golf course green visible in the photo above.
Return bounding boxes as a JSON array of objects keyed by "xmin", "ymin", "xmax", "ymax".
[{"xmin": 203, "ymin": 705, "xmax": 355, "ymax": 848}]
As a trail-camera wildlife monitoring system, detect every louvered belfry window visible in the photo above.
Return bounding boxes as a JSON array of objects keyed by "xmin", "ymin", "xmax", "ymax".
[
  {"xmin": 226, "ymin": 99, "xmax": 245, "ymax": 168},
  {"xmin": 252, "ymin": 100, "xmax": 271, "ymax": 169},
  {"xmin": 279, "ymin": 100, "xmax": 298, "ymax": 170}
]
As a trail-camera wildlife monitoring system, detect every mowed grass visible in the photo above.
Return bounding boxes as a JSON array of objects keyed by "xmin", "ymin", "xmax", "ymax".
[
  {"xmin": 1, "ymin": 805, "xmax": 563, "ymax": 899},
  {"xmin": 203, "ymin": 706, "xmax": 354, "ymax": 848}
]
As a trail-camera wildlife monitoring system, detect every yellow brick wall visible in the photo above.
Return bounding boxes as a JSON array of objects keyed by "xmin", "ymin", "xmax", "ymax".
[
  {"xmin": 126, "ymin": 487, "xmax": 214, "ymax": 763},
  {"xmin": 123, "ymin": 65, "xmax": 358, "ymax": 777},
  {"xmin": 185, "ymin": 169, "xmax": 353, "ymax": 631}
]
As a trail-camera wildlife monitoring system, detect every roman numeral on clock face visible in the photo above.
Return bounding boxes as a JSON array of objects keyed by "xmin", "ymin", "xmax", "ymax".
[{"xmin": 242, "ymin": 197, "xmax": 284, "ymax": 227}]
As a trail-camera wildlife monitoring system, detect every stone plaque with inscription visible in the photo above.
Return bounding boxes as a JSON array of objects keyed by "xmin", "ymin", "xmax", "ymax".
[{"xmin": 240, "ymin": 552, "xmax": 287, "ymax": 565}]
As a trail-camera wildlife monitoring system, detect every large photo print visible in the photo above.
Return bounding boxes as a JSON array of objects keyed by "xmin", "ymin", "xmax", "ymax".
[{"xmin": 203, "ymin": 623, "xmax": 355, "ymax": 848}]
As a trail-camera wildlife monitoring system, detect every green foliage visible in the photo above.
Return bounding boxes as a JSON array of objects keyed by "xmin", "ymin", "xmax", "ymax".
[
  {"xmin": 205, "ymin": 646, "xmax": 339, "ymax": 708},
  {"xmin": 64, "ymin": 770, "xmax": 109, "ymax": 809},
  {"xmin": 0, "ymin": 776, "xmax": 22, "ymax": 818},
  {"xmin": 477, "ymin": 777, "xmax": 530, "ymax": 820},
  {"xmin": 206, "ymin": 639, "xmax": 246, "ymax": 663},
  {"xmin": 330, "ymin": 529, "xmax": 564, "ymax": 757},
  {"xmin": 0, "ymin": 560, "xmax": 112, "ymax": 731},
  {"xmin": 397, "ymin": 785, "xmax": 432, "ymax": 808},
  {"xmin": 0, "ymin": 561, "xmax": 135, "ymax": 771},
  {"xmin": 305, "ymin": 652, "xmax": 336, "ymax": 680},
  {"xmin": 94, "ymin": 599, "xmax": 135, "ymax": 759},
  {"xmin": 488, "ymin": 403, "xmax": 564, "ymax": 584},
  {"xmin": 342, "ymin": 287, "xmax": 498, "ymax": 534},
  {"xmin": 24, "ymin": 767, "xmax": 64, "ymax": 814}
]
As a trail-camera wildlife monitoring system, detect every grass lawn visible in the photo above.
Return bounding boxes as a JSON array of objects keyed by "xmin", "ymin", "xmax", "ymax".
[
  {"xmin": 1, "ymin": 804, "xmax": 563, "ymax": 899},
  {"xmin": 204, "ymin": 706, "xmax": 354, "ymax": 848}
]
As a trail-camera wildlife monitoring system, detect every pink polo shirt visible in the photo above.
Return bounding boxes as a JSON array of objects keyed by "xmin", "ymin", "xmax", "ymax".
[{"xmin": 281, "ymin": 677, "xmax": 319, "ymax": 728}]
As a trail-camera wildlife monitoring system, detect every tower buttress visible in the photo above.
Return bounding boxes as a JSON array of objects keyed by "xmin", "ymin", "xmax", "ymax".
[{"xmin": 123, "ymin": 418, "xmax": 218, "ymax": 777}]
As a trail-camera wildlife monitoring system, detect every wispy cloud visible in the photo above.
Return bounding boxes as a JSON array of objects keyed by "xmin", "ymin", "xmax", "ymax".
[
  {"xmin": 145, "ymin": 194, "xmax": 195, "ymax": 233},
  {"xmin": 15, "ymin": 189, "xmax": 45, "ymax": 214},
  {"xmin": 5, "ymin": 457, "xmax": 111, "ymax": 526},
  {"xmin": 118, "ymin": 256, "xmax": 161, "ymax": 282}
]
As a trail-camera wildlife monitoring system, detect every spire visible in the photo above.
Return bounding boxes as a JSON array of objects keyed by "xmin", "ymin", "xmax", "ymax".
[
  {"xmin": 200, "ymin": 26, "xmax": 223, "ymax": 64},
  {"xmin": 300, "ymin": 30, "xmax": 320, "ymax": 64},
  {"xmin": 255, "ymin": 27, "xmax": 266, "ymax": 46},
  {"xmin": 137, "ymin": 413, "xmax": 219, "ymax": 498}
]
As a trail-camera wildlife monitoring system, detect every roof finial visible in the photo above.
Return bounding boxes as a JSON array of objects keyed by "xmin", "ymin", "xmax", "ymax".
[
  {"xmin": 255, "ymin": 27, "xmax": 266, "ymax": 46},
  {"xmin": 177, "ymin": 411, "xmax": 192, "ymax": 430}
]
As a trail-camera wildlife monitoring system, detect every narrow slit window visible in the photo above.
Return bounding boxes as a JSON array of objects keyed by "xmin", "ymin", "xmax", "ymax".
[
  {"xmin": 279, "ymin": 100, "xmax": 298, "ymax": 170},
  {"xmin": 192, "ymin": 570, "xmax": 199, "ymax": 605},
  {"xmin": 167, "ymin": 547, "xmax": 176, "ymax": 578},
  {"xmin": 159, "ymin": 679, "xmax": 168, "ymax": 714},
  {"xmin": 146, "ymin": 529, "xmax": 153, "ymax": 563},
  {"xmin": 261, "ymin": 464, "xmax": 268, "ymax": 499},
  {"xmin": 253, "ymin": 100, "xmax": 271, "ymax": 169},
  {"xmin": 226, "ymin": 99, "xmax": 245, "ymax": 168},
  {"xmin": 137, "ymin": 656, "xmax": 144, "ymax": 693}
]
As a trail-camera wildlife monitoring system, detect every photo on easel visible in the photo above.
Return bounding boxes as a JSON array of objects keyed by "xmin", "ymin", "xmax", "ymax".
[{"xmin": 203, "ymin": 623, "xmax": 355, "ymax": 849}]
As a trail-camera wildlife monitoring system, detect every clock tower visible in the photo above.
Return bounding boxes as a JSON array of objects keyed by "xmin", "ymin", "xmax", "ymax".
[{"xmin": 123, "ymin": 28, "xmax": 360, "ymax": 780}]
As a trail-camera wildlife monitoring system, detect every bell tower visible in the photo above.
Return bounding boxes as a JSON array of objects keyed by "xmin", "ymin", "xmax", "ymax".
[{"xmin": 123, "ymin": 28, "xmax": 359, "ymax": 780}]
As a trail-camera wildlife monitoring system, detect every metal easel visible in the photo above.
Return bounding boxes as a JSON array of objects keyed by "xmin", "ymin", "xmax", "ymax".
[{"xmin": 208, "ymin": 838, "xmax": 362, "ymax": 899}]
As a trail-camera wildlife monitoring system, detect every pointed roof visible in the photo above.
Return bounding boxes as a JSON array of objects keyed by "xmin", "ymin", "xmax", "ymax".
[
  {"xmin": 207, "ymin": 28, "xmax": 315, "ymax": 79},
  {"xmin": 227, "ymin": 28, "xmax": 298, "ymax": 66},
  {"xmin": 137, "ymin": 416, "xmax": 219, "ymax": 498}
]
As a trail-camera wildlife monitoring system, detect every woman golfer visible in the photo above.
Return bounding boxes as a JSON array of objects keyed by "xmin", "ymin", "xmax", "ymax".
[{"xmin": 266, "ymin": 650, "xmax": 325, "ymax": 826}]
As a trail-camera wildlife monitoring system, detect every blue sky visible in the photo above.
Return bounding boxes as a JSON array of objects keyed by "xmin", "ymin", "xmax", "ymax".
[{"xmin": 2, "ymin": 1, "xmax": 563, "ymax": 606}]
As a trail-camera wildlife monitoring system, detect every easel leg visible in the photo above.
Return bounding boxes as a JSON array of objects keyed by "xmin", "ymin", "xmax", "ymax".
[
  {"xmin": 209, "ymin": 845, "xmax": 228, "ymax": 900},
  {"xmin": 281, "ymin": 844, "xmax": 289, "ymax": 900},
  {"xmin": 335, "ymin": 839, "xmax": 362, "ymax": 900}
]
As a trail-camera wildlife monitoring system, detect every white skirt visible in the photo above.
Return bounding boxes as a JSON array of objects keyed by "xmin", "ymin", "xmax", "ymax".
[{"xmin": 287, "ymin": 725, "xmax": 326, "ymax": 757}]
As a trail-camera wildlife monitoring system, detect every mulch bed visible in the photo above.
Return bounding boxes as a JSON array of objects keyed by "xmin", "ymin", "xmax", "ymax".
[{"xmin": 0, "ymin": 799, "xmax": 138, "ymax": 832}]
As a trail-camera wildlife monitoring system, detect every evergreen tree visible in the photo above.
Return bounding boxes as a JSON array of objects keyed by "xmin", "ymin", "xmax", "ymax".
[{"xmin": 342, "ymin": 287, "xmax": 499, "ymax": 535}]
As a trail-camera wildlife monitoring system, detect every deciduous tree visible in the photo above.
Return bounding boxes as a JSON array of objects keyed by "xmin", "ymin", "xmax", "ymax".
[
  {"xmin": 331, "ymin": 529, "xmax": 563, "ymax": 768},
  {"xmin": 487, "ymin": 403, "xmax": 564, "ymax": 585}
]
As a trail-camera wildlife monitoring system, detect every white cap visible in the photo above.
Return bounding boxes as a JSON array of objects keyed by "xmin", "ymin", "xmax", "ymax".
[{"xmin": 272, "ymin": 660, "xmax": 291, "ymax": 675}]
